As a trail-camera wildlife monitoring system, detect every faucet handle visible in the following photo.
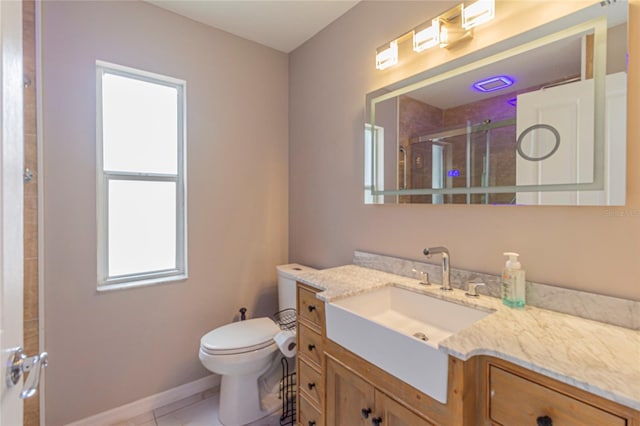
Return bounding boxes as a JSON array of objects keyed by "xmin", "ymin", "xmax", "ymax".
[
  {"xmin": 412, "ymin": 268, "xmax": 430, "ymax": 285},
  {"xmin": 465, "ymin": 282, "xmax": 485, "ymax": 297}
]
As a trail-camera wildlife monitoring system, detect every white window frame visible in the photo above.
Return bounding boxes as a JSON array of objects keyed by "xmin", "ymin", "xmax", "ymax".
[
  {"xmin": 96, "ymin": 61, "xmax": 187, "ymax": 291},
  {"xmin": 364, "ymin": 123, "xmax": 384, "ymax": 204}
]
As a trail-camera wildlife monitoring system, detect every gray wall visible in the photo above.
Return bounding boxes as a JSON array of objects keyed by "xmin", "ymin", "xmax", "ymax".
[
  {"xmin": 41, "ymin": 1, "xmax": 288, "ymax": 424},
  {"xmin": 289, "ymin": 0, "xmax": 640, "ymax": 301}
]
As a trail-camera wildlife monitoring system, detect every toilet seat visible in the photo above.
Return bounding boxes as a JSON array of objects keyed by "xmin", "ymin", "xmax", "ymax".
[{"xmin": 201, "ymin": 317, "xmax": 280, "ymax": 356}]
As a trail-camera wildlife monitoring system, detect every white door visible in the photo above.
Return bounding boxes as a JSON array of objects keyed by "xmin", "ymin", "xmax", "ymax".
[
  {"xmin": 516, "ymin": 72, "xmax": 627, "ymax": 205},
  {"xmin": 579, "ymin": 72, "xmax": 626, "ymax": 205},
  {"xmin": 515, "ymin": 78, "xmax": 594, "ymax": 205},
  {"xmin": 0, "ymin": 0, "xmax": 25, "ymax": 425}
]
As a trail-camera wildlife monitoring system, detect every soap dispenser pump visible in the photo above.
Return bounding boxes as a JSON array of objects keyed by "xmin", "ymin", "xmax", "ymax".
[{"xmin": 502, "ymin": 252, "xmax": 526, "ymax": 308}]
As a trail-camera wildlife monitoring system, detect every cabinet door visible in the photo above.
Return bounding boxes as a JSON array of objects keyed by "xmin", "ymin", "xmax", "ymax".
[
  {"xmin": 298, "ymin": 285, "xmax": 325, "ymax": 327},
  {"xmin": 299, "ymin": 358, "xmax": 324, "ymax": 408},
  {"xmin": 299, "ymin": 393, "xmax": 323, "ymax": 426},
  {"xmin": 489, "ymin": 366, "xmax": 626, "ymax": 426},
  {"xmin": 298, "ymin": 321, "xmax": 324, "ymax": 367},
  {"xmin": 326, "ymin": 356, "xmax": 374, "ymax": 426},
  {"xmin": 375, "ymin": 390, "xmax": 433, "ymax": 426}
]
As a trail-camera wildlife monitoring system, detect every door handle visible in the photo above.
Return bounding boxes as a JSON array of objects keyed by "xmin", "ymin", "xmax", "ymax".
[{"xmin": 5, "ymin": 346, "xmax": 48, "ymax": 399}]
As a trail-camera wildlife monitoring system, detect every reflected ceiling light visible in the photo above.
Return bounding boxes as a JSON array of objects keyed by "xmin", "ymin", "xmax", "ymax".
[
  {"xmin": 413, "ymin": 19, "xmax": 440, "ymax": 52},
  {"xmin": 507, "ymin": 97, "xmax": 518, "ymax": 107},
  {"xmin": 376, "ymin": 41, "xmax": 398, "ymax": 70},
  {"xmin": 463, "ymin": 0, "xmax": 495, "ymax": 30},
  {"xmin": 472, "ymin": 75, "xmax": 514, "ymax": 92}
]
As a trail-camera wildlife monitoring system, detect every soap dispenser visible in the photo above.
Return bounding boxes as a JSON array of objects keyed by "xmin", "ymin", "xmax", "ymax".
[{"xmin": 502, "ymin": 252, "xmax": 526, "ymax": 308}]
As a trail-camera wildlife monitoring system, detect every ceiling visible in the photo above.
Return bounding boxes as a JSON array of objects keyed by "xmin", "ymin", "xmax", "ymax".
[
  {"xmin": 405, "ymin": 35, "xmax": 583, "ymax": 110},
  {"xmin": 145, "ymin": 0, "xmax": 360, "ymax": 53}
]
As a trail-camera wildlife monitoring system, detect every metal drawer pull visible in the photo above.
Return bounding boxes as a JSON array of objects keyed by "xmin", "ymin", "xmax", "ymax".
[
  {"xmin": 307, "ymin": 382, "xmax": 316, "ymax": 390},
  {"xmin": 372, "ymin": 417, "xmax": 383, "ymax": 426},
  {"xmin": 308, "ymin": 344, "xmax": 316, "ymax": 351},
  {"xmin": 537, "ymin": 416, "xmax": 552, "ymax": 426},
  {"xmin": 308, "ymin": 422, "xmax": 316, "ymax": 426},
  {"xmin": 307, "ymin": 305, "xmax": 316, "ymax": 312},
  {"xmin": 361, "ymin": 407, "xmax": 372, "ymax": 419}
]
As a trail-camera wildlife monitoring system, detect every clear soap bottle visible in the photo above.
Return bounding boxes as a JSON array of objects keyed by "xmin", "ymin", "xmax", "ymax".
[{"xmin": 502, "ymin": 252, "xmax": 526, "ymax": 308}]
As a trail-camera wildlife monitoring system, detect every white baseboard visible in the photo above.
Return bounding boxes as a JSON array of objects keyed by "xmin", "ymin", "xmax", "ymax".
[{"xmin": 65, "ymin": 374, "xmax": 220, "ymax": 426}]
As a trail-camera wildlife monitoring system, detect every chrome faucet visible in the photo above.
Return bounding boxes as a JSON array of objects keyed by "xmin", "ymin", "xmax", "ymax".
[{"xmin": 423, "ymin": 247, "xmax": 452, "ymax": 291}]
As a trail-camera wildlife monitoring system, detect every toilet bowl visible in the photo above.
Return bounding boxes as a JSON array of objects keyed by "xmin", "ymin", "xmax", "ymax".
[
  {"xmin": 199, "ymin": 264, "xmax": 317, "ymax": 426},
  {"xmin": 199, "ymin": 317, "xmax": 281, "ymax": 426}
]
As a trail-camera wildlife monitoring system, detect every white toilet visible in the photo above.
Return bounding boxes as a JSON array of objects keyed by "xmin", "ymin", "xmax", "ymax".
[{"xmin": 199, "ymin": 264, "xmax": 316, "ymax": 426}]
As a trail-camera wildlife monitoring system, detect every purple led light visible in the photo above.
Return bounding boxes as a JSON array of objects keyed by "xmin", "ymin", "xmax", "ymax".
[
  {"xmin": 507, "ymin": 97, "xmax": 517, "ymax": 107},
  {"xmin": 473, "ymin": 76, "xmax": 515, "ymax": 93}
]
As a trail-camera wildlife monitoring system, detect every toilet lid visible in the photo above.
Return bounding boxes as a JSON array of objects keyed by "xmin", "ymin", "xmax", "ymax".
[{"xmin": 201, "ymin": 317, "xmax": 280, "ymax": 354}]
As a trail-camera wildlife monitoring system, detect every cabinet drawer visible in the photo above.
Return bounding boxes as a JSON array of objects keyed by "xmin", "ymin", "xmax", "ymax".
[
  {"xmin": 299, "ymin": 358, "xmax": 324, "ymax": 407},
  {"xmin": 298, "ymin": 285, "xmax": 324, "ymax": 327},
  {"xmin": 299, "ymin": 393, "xmax": 324, "ymax": 426},
  {"xmin": 298, "ymin": 322, "xmax": 324, "ymax": 367},
  {"xmin": 490, "ymin": 366, "xmax": 626, "ymax": 426}
]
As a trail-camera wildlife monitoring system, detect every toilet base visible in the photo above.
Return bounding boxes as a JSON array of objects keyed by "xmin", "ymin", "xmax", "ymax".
[{"xmin": 217, "ymin": 356, "xmax": 279, "ymax": 426}]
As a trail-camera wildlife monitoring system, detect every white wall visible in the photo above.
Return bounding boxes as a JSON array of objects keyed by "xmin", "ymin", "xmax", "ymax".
[
  {"xmin": 41, "ymin": 1, "xmax": 288, "ymax": 424},
  {"xmin": 289, "ymin": 0, "xmax": 640, "ymax": 302}
]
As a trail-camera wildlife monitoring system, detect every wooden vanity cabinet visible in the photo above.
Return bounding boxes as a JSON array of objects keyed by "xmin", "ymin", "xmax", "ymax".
[
  {"xmin": 295, "ymin": 281, "xmax": 476, "ymax": 426},
  {"xmin": 325, "ymin": 355, "xmax": 433, "ymax": 426},
  {"xmin": 377, "ymin": 390, "xmax": 436, "ymax": 426},
  {"xmin": 296, "ymin": 283, "xmax": 325, "ymax": 426},
  {"xmin": 323, "ymin": 337, "xmax": 477, "ymax": 425},
  {"xmin": 295, "ymin": 282, "xmax": 640, "ymax": 426},
  {"xmin": 480, "ymin": 357, "xmax": 640, "ymax": 426},
  {"xmin": 325, "ymin": 355, "xmax": 373, "ymax": 426}
]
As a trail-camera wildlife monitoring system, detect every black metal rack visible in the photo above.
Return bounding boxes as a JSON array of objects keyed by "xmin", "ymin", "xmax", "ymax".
[
  {"xmin": 273, "ymin": 308, "xmax": 296, "ymax": 332},
  {"xmin": 273, "ymin": 308, "xmax": 296, "ymax": 425},
  {"xmin": 278, "ymin": 356, "xmax": 296, "ymax": 425}
]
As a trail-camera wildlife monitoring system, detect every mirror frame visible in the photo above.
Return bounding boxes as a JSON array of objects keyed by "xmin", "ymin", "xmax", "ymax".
[{"xmin": 366, "ymin": 4, "xmax": 622, "ymax": 201}]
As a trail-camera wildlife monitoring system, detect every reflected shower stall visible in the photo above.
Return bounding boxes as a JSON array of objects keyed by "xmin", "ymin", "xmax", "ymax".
[{"xmin": 404, "ymin": 118, "xmax": 516, "ymax": 205}]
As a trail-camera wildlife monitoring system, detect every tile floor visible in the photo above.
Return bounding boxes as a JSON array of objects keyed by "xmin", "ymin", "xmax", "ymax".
[
  {"xmin": 116, "ymin": 356, "xmax": 295, "ymax": 426},
  {"xmin": 155, "ymin": 393, "xmax": 282, "ymax": 426},
  {"xmin": 115, "ymin": 389, "xmax": 286, "ymax": 426}
]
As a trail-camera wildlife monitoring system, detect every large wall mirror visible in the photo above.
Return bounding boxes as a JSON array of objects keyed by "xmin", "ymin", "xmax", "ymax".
[{"xmin": 365, "ymin": 1, "xmax": 627, "ymax": 205}]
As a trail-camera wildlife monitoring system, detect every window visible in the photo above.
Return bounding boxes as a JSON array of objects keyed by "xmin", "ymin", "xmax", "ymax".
[
  {"xmin": 432, "ymin": 144, "xmax": 444, "ymax": 205},
  {"xmin": 364, "ymin": 123, "xmax": 384, "ymax": 204},
  {"xmin": 96, "ymin": 61, "xmax": 187, "ymax": 290}
]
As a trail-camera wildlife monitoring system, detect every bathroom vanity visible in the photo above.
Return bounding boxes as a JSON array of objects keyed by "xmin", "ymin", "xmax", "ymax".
[
  {"xmin": 296, "ymin": 284, "xmax": 325, "ymax": 426},
  {"xmin": 294, "ymin": 263, "xmax": 640, "ymax": 426}
]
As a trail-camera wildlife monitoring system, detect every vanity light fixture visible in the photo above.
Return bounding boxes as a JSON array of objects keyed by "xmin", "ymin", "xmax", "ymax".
[
  {"xmin": 472, "ymin": 75, "xmax": 514, "ymax": 92},
  {"xmin": 376, "ymin": 40, "xmax": 398, "ymax": 70},
  {"xmin": 462, "ymin": 0, "xmax": 495, "ymax": 30},
  {"xmin": 377, "ymin": 0, "xmax": 495, "ymax": 70},
  {"xmin": 437, "ymin": 4, "xmax": 471, "ymax": 49},
  {"xmin": 413, "ymin": 19, "xmax": 440, "ymax": 52},
  {"xmin": 439, "ymin": 26, "xmax": 449, "ymax": 48}
]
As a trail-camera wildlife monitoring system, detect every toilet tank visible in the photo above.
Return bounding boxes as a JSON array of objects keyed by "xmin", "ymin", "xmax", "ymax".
[{"xmin": 277, "ymin": 264, "xmax": 317, "ymax": 311}]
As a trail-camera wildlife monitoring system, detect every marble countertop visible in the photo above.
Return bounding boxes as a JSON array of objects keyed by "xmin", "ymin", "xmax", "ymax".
[{"xmin": 294, "ymin": 265, "xmax": 640, "ymax": 411}]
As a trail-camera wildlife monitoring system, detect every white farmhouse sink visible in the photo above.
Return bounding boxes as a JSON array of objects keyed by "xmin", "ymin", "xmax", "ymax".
[{"xmin": 325, "ymin": 285, "xmax": 491, "ymax": 403}]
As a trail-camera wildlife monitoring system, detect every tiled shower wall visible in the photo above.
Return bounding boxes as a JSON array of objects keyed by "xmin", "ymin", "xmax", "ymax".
[
  {"xmin": 23, "ymin": 0, "xmax": 40, "ymax": 424},
  {"xmin": 443, "ymin": 92, "xmax": 518, "ymax": 204},
  {"xmin": 398, "ymin": 95, "xmax": 443, "ymax": 204},
  {"xmin": 398, "ymin": 91, "xmax": 518, "ymax": 205}
]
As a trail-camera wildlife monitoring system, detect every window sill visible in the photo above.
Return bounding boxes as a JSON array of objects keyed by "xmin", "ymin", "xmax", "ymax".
[{"xmin": 97, "ymin": 273, "xmax": 188, "ymax": 292}]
